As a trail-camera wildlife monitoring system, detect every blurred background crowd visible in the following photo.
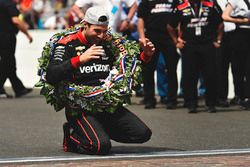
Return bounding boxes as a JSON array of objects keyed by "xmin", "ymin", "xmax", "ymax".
[{"xmin": 17, "ymin": 0, "xmax": 73, "ymax": 30}]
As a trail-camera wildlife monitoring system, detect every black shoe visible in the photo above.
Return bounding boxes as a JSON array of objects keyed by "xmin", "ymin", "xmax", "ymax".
[
  {"xmin": 63, "ymin": 123, "xmax": 77, "ymax": 152},
  {"xmin": 242, "ymin": 99, "xmax": 250, "ymax": 111},
  {"xmin": 15, "ymin": 88, "xmax": 33, "ymax": 98},
  {"xmin": 216, "ymin": 99, "xmax": 229, "ymax": 107},
  {"xmin": 183, "ymin": 102, "xmax": 188, "ymax": 108},
  {"xmin": 144, "ymin": 98, "xmax": 156, "ymax": 109},
  {"xmin": 166, "ymin": 102, "xmax": 177, "ymax": 109},
  {"xmin": 145, "ymin": 102, "xmax": 156, "ymax": 109},
  {"xmin": 207, "ymin": 106, "xmax": 217, "ymax": 113},
  {"xmin": 160, "ymin": 96, "xmax": 168, "ymax": 104},
  {"xmin": 0, "ymin": 93, "xmax": 13, "ymax": 99},
  {"xmin": 188, "ymin": 106, "xmax": 197, "ymax": 113},
  {"xmin": 186, "ymin": 103, "xmax": 197, "ymax": 113},
  {"xmin": 229, "ymin": 96, "xmax": 242, "ymax": 105}
]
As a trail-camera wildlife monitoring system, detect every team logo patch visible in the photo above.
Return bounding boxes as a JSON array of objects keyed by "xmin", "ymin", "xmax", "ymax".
[
  {"xmin": 75, "ymin": 46, "xmax": 86, "ymax": 51},
  {"xmin": 183, "ymin": 8, "xmax": 191, "ymax": 13}
]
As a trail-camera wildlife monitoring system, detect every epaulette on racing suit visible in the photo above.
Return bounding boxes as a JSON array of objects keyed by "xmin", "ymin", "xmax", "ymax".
[
  {"xmin": 46, "ymin": 29, "xmax": 150, "ymax": 87},
  {"xmin": 177, "ymin": 0, "xmax": 215, "ymax": 10}
]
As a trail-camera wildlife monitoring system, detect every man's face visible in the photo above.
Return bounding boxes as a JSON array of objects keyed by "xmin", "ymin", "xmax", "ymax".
[{"xmin": 83, "ymin": 23, "xmax": 108, "ymax": 45}]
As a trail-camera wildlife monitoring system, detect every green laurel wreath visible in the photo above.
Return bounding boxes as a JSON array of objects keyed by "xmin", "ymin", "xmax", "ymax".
[{"xmin": 35, "ymin": 24, "xmax": 142, "ymax": 113}]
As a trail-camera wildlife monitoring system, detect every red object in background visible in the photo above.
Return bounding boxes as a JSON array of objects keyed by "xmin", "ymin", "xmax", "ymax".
[{"xmin": 19, "ymin": 0, "xmax": 32, "ymax": 13}]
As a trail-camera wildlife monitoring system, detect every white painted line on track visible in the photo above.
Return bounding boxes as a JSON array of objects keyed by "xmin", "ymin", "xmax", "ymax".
[{"xmin": 1, "ymin": 148, "xmax": 250, "ymax": 164}]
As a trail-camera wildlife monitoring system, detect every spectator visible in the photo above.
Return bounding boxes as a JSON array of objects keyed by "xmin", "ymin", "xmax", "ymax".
[
  {"xmin": 21, "ymin": 0, "xmax": 45, "ymax": 29},
  {"xmin": 222, "ymin": 0, "xmax": 250, "ymax": 110},
  {"xmin": 0, "ymin": 0, "xmax": 33, "ymax": 98},
  {"xmin": 167, "ymin": 0, "xmax": 224, "ymax": 113},
  {"xmin": 31, "ymin": 0, "xmax": 45, "ymax": 29},
  {"xmin": 19, "ymin": 0, "xmax": 32, "ymax": 14},
  {"xmin": 137, "ymin": 0, "xmax": 180, "ymax": 109},
  {"xmin": 44, "ymin": 11, "xmax": 69, "ymax": 30},
  {"xmin": 119, "ymin": 8, "xmax": 139, "ymax": 40},
  {"xmin": 215, "ymin": 0, "xmax": 236, "ymax": 107},
  {"xmin": 156, "ymin": 52, "xmax": 168, "ymax": 104},
  {"xmin": 178, "ymin": 67, "xmax": 206, "ymax": 100},
  {"xmin": 18, "ymin": 0, "xmax": 33, "ymax": 28},
  {"xmin": 65, "ymin": 7, "xmax": 81, "ymax": 27}
]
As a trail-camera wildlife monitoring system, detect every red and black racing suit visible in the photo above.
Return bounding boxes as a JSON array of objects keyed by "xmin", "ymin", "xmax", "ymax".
[{"xmin": 46, "ymin": 29, "xmax": 152, "ymax": 155}]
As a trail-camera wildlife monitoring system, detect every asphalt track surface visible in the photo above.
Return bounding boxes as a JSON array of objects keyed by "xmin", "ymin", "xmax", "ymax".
[{"xmin": 1, "ymin": 89, "xmax": 250, "ymax": 166}]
